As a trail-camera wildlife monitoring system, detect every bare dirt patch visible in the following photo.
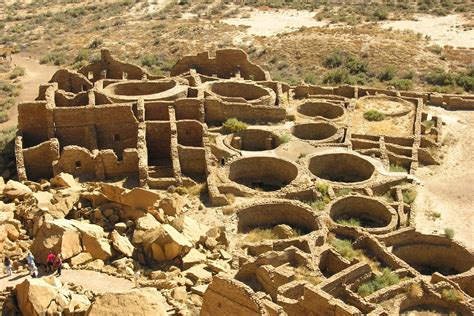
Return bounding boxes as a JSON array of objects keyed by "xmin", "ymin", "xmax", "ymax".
[
  {"xmin": 381, "ymin": 14, "xmax": 474, "ymax": 48},
  {"xmin": 222, "ymin": 8, "xmax": 326, "ymax": 37},
  {"xmin": 414, "ymin": 108, "xmax": 474, "ymax": 246}
]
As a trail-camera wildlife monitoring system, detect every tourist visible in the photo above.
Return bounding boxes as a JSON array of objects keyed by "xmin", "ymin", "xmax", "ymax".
[
  {"xmin": 46, "ymin": 251, "xmax": 55, "ymax": 273},
  {"xmin": 55, "ymin": 254, "xmax": 63, "ymax": 276},
  {"xmin": 26, "ymin": 251, "xmax": 35, "ymax": 270},
  {"xmin": 4, "ymin": 256, "xmax": 12, "ymax": 277},
  {"xmin": 31, "ymin": 265, "xmax": 39, "ymax": 278}
]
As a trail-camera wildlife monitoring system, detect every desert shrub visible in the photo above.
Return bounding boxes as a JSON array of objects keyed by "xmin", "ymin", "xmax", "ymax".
[
  {"xmin": 372, "ymin": 8, "xmax": 388, "ymax": 20},
  {"xmin": 357, "ymin": 268, "xmax": 400, "ymax": 297},
  {"xmin": 402, "ymin": 190, "xmax": 417, "ymax": 204},
  {"xmin": 88, "ymin": 38, "xmax": 103, "ymax": 49},
  {"xmin": 174, "ymin": 186, "xmax": 188, "ymax": 195},
  {"xmin": 441, "ymin": 288, "xmax": 464, "ymax": 302},
  {"xmin": 345, "ymin": 57, "xmax": 368, "ymax": 75},
  {"xmin": 363, "ymin": 110, "xmax": 385, "ymax": 122},
  {"xmin": 336, "ymin": 217, "xmax": 361, "ymax": 227},
  {"xmin": 424, "ymin": 68, "xmax": 455, "ymax": 86},
  {"xmin": 9, "ymin": 65, "xmax": 25, "ymax": 79},
  {"xmin": 390, "ymin": 79, "xmax": 413, "ymax": 91},
  {"xmin": 0, "ymin": 81, "xmax": 16, "ymax": 97},
  {"xmin": 378, "ymin": 66, "xmax": 397, "ymax": 81},
  {"xmin": 456, "ymin": 72, "xmax": 474, "ymax": 92},
  {"xmin": 323, "ymin": 50, "xmax": 349, "ymax": 68},
  {"xmin": 0, "ymin": 110, "xmax": 9, "ymax": 123},
  {"xmin": 316, "ymin": 181, "xmax": 329, "ymax": 196},
  {"xmin": 422, "ymin": 120, "xmax": 435, "ymax": 129},
  {"xmin": 407, "ymin": 284, "xmax": 423, "ymax": 298},
  {"xmin": 40, "ymin": 52, "xmax": 66, "ymax": 65},
  {"xmin": 304, "ymin": 73, "xmax": 318, "ymax": 84},
  {"xmin": 0, "ymin": 97, "xmax": 15, "ymax": 110},
  {"xmin": 330, "ymin": 238, "xmax": 358, "ymax": 260},
  {"xmin": 389, "ymin": 164, "xmax": 407, "ymax": 172},
  {"xmin": 222, "ymin": 118, "xmax": 247, "ymax": 134},
  {"xmin": 141, "ymin": 54, "xmax": 159, "ymax": 67},
  {"xmin": 187, "ymin": 183, "xmax": 207, "ymax": 196},
  {"xmin": 444, "ymin": 228, "xmax": 455, "ymax": 239},
  {"xmin": 323, "ymin": 68, "xmax": 353, "ymax": 84},
  {"xmin": 279, "ymin": 133, "xmax": 291, "ymax": 143}
]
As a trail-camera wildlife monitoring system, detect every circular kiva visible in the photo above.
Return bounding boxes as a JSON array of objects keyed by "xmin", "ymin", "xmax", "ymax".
[
  {"xmin": 297, "ymin": 101, "xmax": 345, "ymax": 120},
  {"xmin": 308, "ymin": 153, "xmax": 375, "ymax": 183},
  {"xmin": 398, "ymin": 296, "xmax": 472, "ymax": 316},
  {"xmin": 228, "ymin": 156, "xmax": 298, "ymax": 191},
  {"xmin": 356, "ymin": 95, "xmax": 413, "ymax": 117},
  {"xmin": 328, "ymin": 196, "xmax": 398, "ymax": 234},
  {"xmin": 392, "ymin": 237, "xmax": 474, "ymax": 276},
  {"xmin": 237, "ymin": 201, "xmax": 320, "ymax": 236},
  {"xmin": 229, "ymin": 129, "xmax": 282, "ymax": 151},
  {"xmin": 291, "ymin": 122, "xmax": 342, "ymax": 143},
  {"xmin": 103, "ymin": 79, "xmax": 187, "ymax": 101},
  {"xmin": 207, "ymin": 81, "xmax": 276, "ymax": 105}
]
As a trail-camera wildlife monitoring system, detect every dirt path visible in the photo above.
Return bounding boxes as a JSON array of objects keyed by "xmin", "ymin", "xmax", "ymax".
[
  {"xmin": 414, "ymin": 108, "xmax": 474, "ymax": 247},
  {"xmin": 0, "ymin": 53, "xmax": 58, "ymax": 130},
  {"xmin": 0, "ymin": 269, "xmax": 134, "ymax": 293}
]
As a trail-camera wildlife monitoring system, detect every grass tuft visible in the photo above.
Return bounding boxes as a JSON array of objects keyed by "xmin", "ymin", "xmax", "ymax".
[{"xmin": 363, "ymin": 110, "xmax": 385, "ymax": 122}]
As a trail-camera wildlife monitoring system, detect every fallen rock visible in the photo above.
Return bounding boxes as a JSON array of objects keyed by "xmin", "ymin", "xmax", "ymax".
[
  {"xmin": 50, "ymin": 172, "xmax": 78, "ymax": 188},
  {"xmin": 110, "ymin": 230, "xmax": 134, "ymax": 257},
  {"xmin": 70, "ymin": 252, "xmax": 93, "ymax": 267},
  {"xmin": 159, "ymin": 194, "xmax": 185, "ymax": 216},
  {"xmin": 136, "ymin": 213, "xmax": 161, "ymax": 231},
  {"xmin": 3, "ymin": 180, "xmax": 32, "ymax": 200},
  {"xmin": 143, "ymin": 224, "xmax": 192, "ymax": 261},
  {"xmin": 184, "ymin": 264, "xmax": 213, "ymax": 284},
  {"xmin": 272, "ymin": 224, "xmax": 295, "ymax": 239},
  {"xmin": 182, "ymin": 248, "xmax": 207, "ymax": 269},
  {"xmin": 87, "ymin": 288, "xmax": 170, "ymax": 316}
]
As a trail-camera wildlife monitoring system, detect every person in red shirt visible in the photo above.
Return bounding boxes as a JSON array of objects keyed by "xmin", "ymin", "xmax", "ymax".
[{"xmin": 46, "ymin": 251, "xmax": 55, "ymax": 273}]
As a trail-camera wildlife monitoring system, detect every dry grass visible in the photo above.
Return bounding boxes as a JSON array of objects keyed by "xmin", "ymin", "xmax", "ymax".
[
  {"xmin": 407, "ymin": 283, "xmax": 423, "ymax": 298},
  {"xmin": 294, "ymin": 266, "xmax": 320, "ymax": 286},
  {"xmin": 243, "ymin": 228, "xmax": 278, "ymax": 243}
]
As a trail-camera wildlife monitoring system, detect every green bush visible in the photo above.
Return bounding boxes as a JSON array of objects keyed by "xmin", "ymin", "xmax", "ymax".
[
  {"xmin": 279, "ymin": 133, "xmax": 291, "ymax": 143},
  {"xmin": 0, "ymin": 97, "xmax": 15, "ymax": 110},
  {"xmin": 0, "ymin": 110, "xmax": 9, "ymax": 123},
  {"xmin": 389, "ymin": 164, "xmax": 407, "ymax": 172},
  {"xmin": 378, "ymin": 67, "xmax": 397, "ymax": 81},
  {"xmin": 456, "ymin": 73, "xmax": 474, "ymax": 92},
  {"xmin": 422, "ymin": 120, "xmax": 435, "ymax": 129},
  {"xmin": 444, "ymin": 228, "xmax": 455, "ymax": 239},
  {"xmin": 304, "ymin": 73, "xmax": 318, "ymax": 84},
  {"xmin": 9, "ymin": 65, "xmax": 25, "ymax": 79},
  {"xmin": 372, "ymin": 8, "xmax": 388, "ymax": 21},
  {"xmin": 424, "ymin": 68, "xmax": 455, "ymax": 86},
  {"xmin": 40, "ymin": 52, "xmax": 66, "ymax": 65},
  {"xmin": 441, "ymin": 288, "xmax": 463, "ymax": 302},
  {"xmin": 363, "ymin": 110, "xmax": 385, "ymax": 122},
  {"xmin": 345, "ymin": 57, "xmax": 368, "ymax": 75},
  {"xmin": 88, "ymin": 38, "xmax": 103, "ymax": 49},
  {"xmin": 323, "ymin": 68, "xmax": 353, "ymax": 84},
  {"xmin": 402, "ymin": 190, "xmax": 417, "ymax": 204},
  {"xmin": 323, "ymin": 50, "xmax": 349, "ymax": 68},
  {"xmin": 222, "ymin": 118, "xmax": 247, "ymax": 134},
  {"xmin": 357, "ymin": 268, "xmax": 400, "ymax": 297},
  {"xmin": 330, "ymin": 238, "xmax": 358, "ymax": 260},
  {"xmin": 390, "ymin": 79, "xmax": 413, "ymax": 91}
]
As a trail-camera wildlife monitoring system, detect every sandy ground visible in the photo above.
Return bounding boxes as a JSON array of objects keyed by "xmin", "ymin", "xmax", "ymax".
[
  {"xmin": 222, "ymin": 9, "xmax": 326, "ymax": 37},
  {"xmin": 0, "ymin": 54, "xmax": 58, "ymax": 131},
  {"xmin": 414, "ymin": 108, "xmax": 474, "ymax": 247},
  {"xmin": 381, "ymin": 14, "xmax": 474, "ymax": 48},
  {"xmin": 0, "ymin": 269, "xmax": 134, "ymax": 293}
]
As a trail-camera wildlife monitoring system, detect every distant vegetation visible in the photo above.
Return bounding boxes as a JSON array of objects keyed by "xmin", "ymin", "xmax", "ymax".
[{"xmin": 222, "ymin": 118, "xmax": 247, "ymax": 134}]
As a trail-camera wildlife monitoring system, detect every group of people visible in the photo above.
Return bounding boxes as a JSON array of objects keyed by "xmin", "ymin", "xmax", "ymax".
[{"xmin": 3, "ymin": 251, "xmax": 63, "ymax": 278}]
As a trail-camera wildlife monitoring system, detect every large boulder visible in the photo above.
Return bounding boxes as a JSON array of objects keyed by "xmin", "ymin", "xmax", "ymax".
[
  {"xmin": 100, "ymin": 184, "xmax": 162, "ymax": 211},
  {"xmin": 143, "ymin": 224, "xmax": 192, "ymax": 262},
  {"xmin": 73, "ymin": 221, "xmax": 112, "ymax": 261},
  {"xmin": 31, "ymin": 219, "xmax": 83, "ymax": 263},
  {"xmin": 16, "ymin": 276, "xmax": 90, "ymax": 316},
  {"xmin": 87, "ymin": 288, "xmax": 169, "ymax": 316}
]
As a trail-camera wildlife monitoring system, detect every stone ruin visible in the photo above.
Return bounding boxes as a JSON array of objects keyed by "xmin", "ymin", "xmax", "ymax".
[{"xmin": 1, "ymin": 48, "xmax": 473, "ymax": 315}]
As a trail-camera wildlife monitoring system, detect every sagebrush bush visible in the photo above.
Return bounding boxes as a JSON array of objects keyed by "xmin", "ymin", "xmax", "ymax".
[
  {"xmin": 330, "ymin": 238, "xmax": 358, "ymax": 260},
  {"xmin": 378, "ymin": 66, "xmax": 397, "ymax": 81},
  {"xmin": 441, "ymin": 288, "xmax": 463, "ymax": 302},
  {"xmin": 444, "ymin": 228, "xmax": 455, "ymax": 239},
  {"xmin": 9, "ymin": 65, "xmax": 25, "ymax": 79},
  {"xmin": 363, "ymin": 110, "xmax": 385, "ymax": 121},
  {"xmin": 222, "ymin": 118, "xmax": 247, "ymax": 134},
  {"xmin": 390, "ymin": 79, "xmax": 413, "ymax": 91},
  {"xmin": 357, "ymin": 268, "xmax": 400, "ymax": 297}
]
